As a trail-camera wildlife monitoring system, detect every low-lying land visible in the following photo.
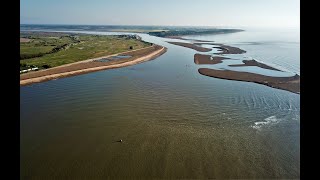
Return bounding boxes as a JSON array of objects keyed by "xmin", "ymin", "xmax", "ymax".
[
  {"xmin": 167, "ymin": 42, "xmax": 211, "ymax": 52},
  {"xmin": 20, "ymin": 45, "xmax": 167, "ymax": 86},
  {"xmin": 229, "ymin": 59, "xmax": 281, "ymax": 71},
  {"xmin": 198, "ymin": 68, "xmax": 300, "ymax": 94},
  {"xmin": 194, "ymin": 54, "xmax": 229, "ymax": 64},
  {"xmin": 20, "ymin": 32, "xmax": 80, "ymax": 61},
  {"xmin": 20, "ymin": 32, "xmax": 152, "ymax": 69},
  {"xmin": 20, "ymin": 31, "xmax": 167, "ymax": 85}
]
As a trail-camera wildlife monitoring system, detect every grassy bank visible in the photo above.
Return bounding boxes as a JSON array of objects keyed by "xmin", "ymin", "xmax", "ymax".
[{"xmin": 20, "ymin": 32, "xmax": 152, "ymax": 69}]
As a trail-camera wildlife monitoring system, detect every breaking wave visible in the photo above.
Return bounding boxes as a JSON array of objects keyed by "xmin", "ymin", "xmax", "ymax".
[{"xmin": 251, "ymin": 116, "xmax": 280, "ymax": 130}]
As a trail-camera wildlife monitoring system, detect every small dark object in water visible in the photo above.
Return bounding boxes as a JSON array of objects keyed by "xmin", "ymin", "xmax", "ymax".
[{"xmin": 119, "ymin": 139, "xmax": 122, "ymax": 142}]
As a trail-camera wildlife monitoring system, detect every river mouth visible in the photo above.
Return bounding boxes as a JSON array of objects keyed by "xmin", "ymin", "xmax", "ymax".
[{"xmin": 20, "ymin": 28, "xmax": 300, "ymax": 179}]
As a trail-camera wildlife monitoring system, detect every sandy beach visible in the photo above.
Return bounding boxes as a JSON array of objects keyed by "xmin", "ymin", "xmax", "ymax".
[
  {"xmin": 20, "ymin": 45, "xmax": 167, "ymax": 86},
  {"xmin": 198, "ymin": 68, "xmax": 300, "ymax": 94}
]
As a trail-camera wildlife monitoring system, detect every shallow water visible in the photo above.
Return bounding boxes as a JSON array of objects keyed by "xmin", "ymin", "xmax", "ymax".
[{"xmin": 20, "ymin": 27, "xmax": 300, "ymax": 179}]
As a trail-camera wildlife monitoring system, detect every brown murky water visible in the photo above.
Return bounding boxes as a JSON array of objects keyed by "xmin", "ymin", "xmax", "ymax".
[{"xmin": 20, "ymin": 29, "xmax": 300, "ymax": 179}]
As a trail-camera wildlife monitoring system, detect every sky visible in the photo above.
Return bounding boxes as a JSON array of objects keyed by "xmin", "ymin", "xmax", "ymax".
[{"xmin": 20, "ymin": 0, "xmax": 300, "ymax": 28}]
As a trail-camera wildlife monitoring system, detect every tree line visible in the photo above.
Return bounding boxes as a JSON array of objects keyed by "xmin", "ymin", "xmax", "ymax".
[{"xmin": 20, "ymin": 43, "xmax": 70, "ymax": 60}]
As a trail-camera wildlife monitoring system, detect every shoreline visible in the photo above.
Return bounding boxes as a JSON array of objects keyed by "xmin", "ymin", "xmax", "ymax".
[{"xmin": 20, "ymin": 45, "xmax": 167, "ymax": 86}]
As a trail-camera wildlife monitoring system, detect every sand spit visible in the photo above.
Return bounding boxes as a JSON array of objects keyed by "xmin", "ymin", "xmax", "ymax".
[{"xmin": 20, "ymin": 45, "xmax": 167, "ymax": 86}]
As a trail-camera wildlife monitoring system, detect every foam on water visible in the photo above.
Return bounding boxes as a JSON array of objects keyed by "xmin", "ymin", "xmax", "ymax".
[{"xmin": 251, "ymin": 116, "xmax": 281, "ymax": 130}]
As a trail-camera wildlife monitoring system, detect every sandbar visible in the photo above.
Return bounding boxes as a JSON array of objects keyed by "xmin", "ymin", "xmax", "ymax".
[
  {"xmin": 194, "ymin": 54, "xmax": 230, "ymax": 65},
  {"xmin": 229, "ymin": 59, "xmax": 281, "ymax": 71},
  {"xmin": 198, "ymin": 68, "xmax": 300, "ymax": 94},
  {"xmin": 166, "ymin": 41, "xmax": 211, "ymax": 52},
  {"xmin": 194, "ymin": 43, "xmax": 246, "ymax": 55},
  {"xmin": 168, "ymin": 41, "xmax": 246, "ymax": 55}
]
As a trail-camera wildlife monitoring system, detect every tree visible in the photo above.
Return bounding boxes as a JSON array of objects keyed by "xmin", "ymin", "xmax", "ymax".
[
  {"xmin": 20, "ymin": 63, "xmax": 27, "ymax": 67},
  {"xmin": 42, "ymin": 64, "xmax": 51, "ymax": 69}
]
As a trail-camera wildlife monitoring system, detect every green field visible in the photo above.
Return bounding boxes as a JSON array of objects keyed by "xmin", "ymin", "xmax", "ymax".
[{"xmin": 20, "ymin": 33, "xmax": 152, "ymax": 69}]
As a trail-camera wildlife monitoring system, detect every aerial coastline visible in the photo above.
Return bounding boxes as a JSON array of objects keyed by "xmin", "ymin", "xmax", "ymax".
[{"xmin": 20, "ymin": 0, "xmax": 300, "ymax": 178}]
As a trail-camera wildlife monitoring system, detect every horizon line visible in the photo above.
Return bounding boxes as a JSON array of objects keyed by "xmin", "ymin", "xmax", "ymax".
[{"xmin": 20, "ymin": 23, "xmax": 299, "ymax": 30}]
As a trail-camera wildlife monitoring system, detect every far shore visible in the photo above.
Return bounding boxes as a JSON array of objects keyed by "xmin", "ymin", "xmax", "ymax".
[
  {"xmin": 167, "ymin": 36, "xmax": 213, "ymax": 42},
  {"xmin": 20, "ymin": 45, "xmax": 167, "ymax": 86}
]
